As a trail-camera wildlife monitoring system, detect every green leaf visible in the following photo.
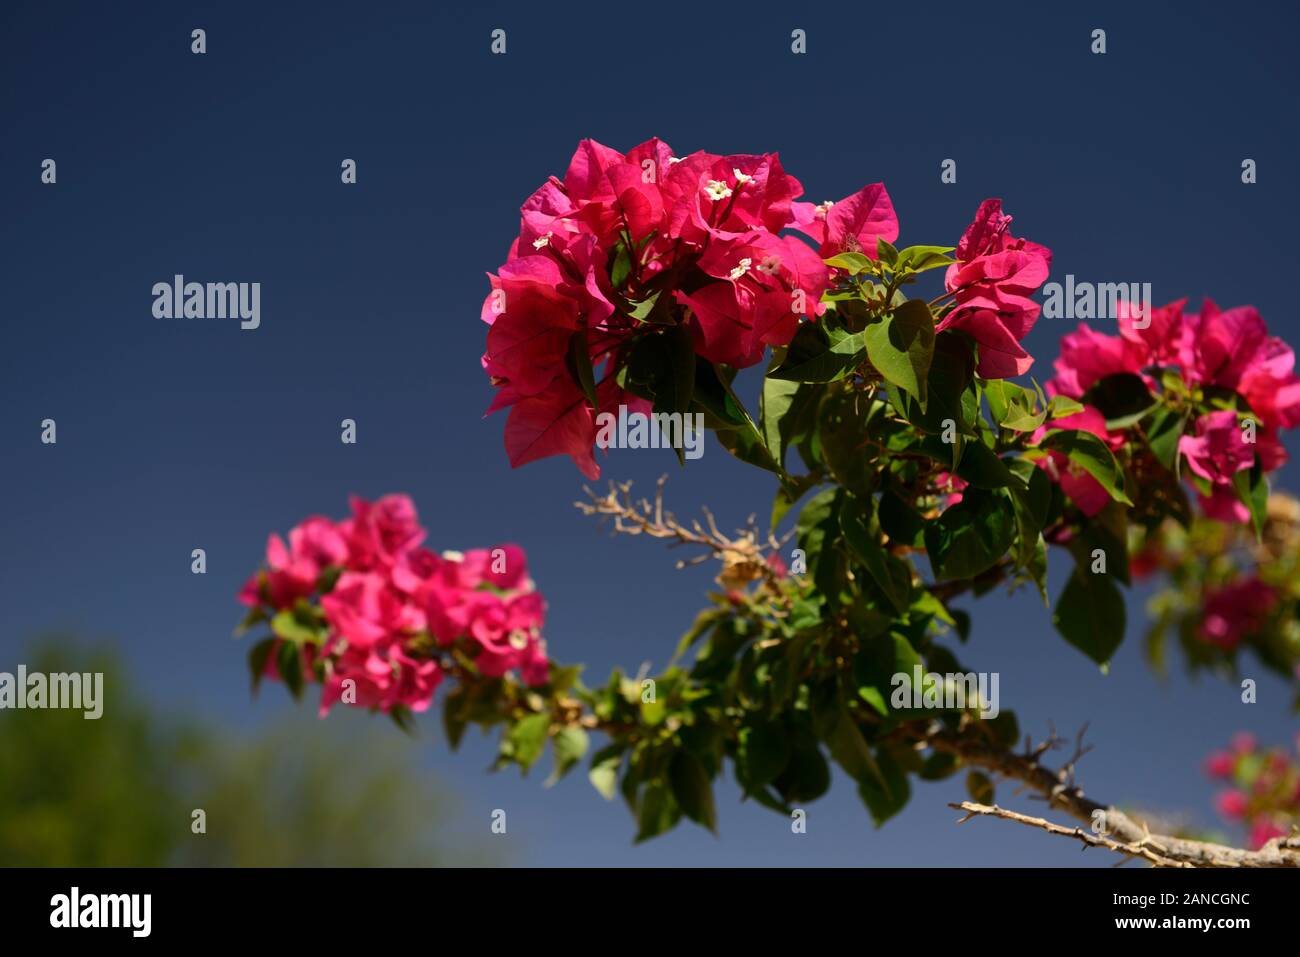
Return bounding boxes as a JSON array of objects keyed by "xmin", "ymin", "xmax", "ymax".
[
  {"xmin": 669, "ymin": 751, "xmax": 717, "ymax": 833},
  {"xmin": 442, "ymin": 689, "xmax": 469, "ymax": 750},
  {"xmin": 1000, "ymin": 402, "xmax": 1047, "ymax": 432},
  {"xmin": 824, "ymin": 251, "xmax": 873, "ymax": 275},
  {"xmin": 984, "ymin": 380, "xmax": 1037, "ymax": 424},
  {"xmin": 738, "ymin": 722, "xmax": 792, "ymax": 789},
  {"xmin": 588, "ymin": 747, "xmax": 622, "ymax": 800},
  {"xmin": 854, "ymin": 633, "xmax": 923, "ymax": 716},
  {"xmin": 659, "ymin": 323, "xmax": 697, "ymax": 414},
  {"xmin": 924, "ymin": 488, "xmax": 1016, "ymax": 580},
  {"xmin": 1039, "ymin": 429, "xmax": 1133, "ymax": 505},
  {"xmin": 760, "ymin": 375, "xmax": 800, "ymax": 464},
  {"xmin": 689, "ymin": 360, "xmax": 746, "ymax": 429},
  {"xmin": 987, "ymin": 710, "xmax": 1021, "ymax": 749},
  {"xmin": 773, "ymin": 739, "xmax": 832, "ymax": 803},
  {"xmin": 878, "ymin": 491, "xmax": 925, "ymax": 548},
  {"xmin": 247, "ymin": 637, "xmax": 275, "ymax": 694},
  {"xmin": 893, "ymin": 245, "xmax": 955, "ymax": 275},
  {"xmin": 876, "ymin": 238, "xmax": 900, "ymax": 268},
  {"xmin": 609, "ymin": 239, "xmax": 632, "ymax": 288},
  {"xmin": 1067, "ymin": 500, "xmax": 1130, "ymax": 586},
  {"xmin": 699, "ymin": 364, "xmax": 782, "ymax": 476},
  {"xmin": 234, "ymin": 605, "xmax": 267, "ymax": 638},
  {"xmin": 1007, "ymin": 463, "xmax": 1051, "ymax": 602},
  {"xmin": 1146, "ymin": 406, "xmax": 1188, "ymax": 473},
  {"xmin": 388, "ymin": 704, "xmax": 417, "ymax": 736},
  {"xmin": 506, "ymin": 713, "xmax": 550, "ymax": 772},
  {"xmin": 953, "ymin": 438, "xmax": 1016, "ymax": 489},
  {"xmin": 797, "ymin": 488, "xmax": 845, "ymax": 601},
  {"xmin": 825, "ymin": 709, "xmax": 886, "ymax": 792},
  {"xmin": 864, "ymin": 299, "xmax": 935, "ymax": 407},
  {"xmin": 547, "ymin": 726, "xmax": 589, "ymax": 786},
  {"xmin": 275, "ymin": 640, "xmax": 304, "ymax": 700},
  {"xmin": 627, "ymin": 290, "xmax": 662, "ymax": 322},
  {"xmin": 1047, "ymin": 394, "xmax": 1086, "ymax": 419},
  {"xmin": 840, "ymin": 497, "xmax": 911, "ymax": 614},
  {"xmin": 270, "ymin": 609, "xmax": 318, "ymax": 645},
  {"xmin": 634, "ymin": 781, "xmax": 680, "ymax": 842},
  {"xmin": 817, "ymin": 389, "xmax": 875, "ymax": 498},
  {"xmin": 1233, "ymin": 462, "xmax": 1268, "ymax": 540},
  {"xmin": 1052, "ymin": 568, "xmax": 1126, "ymax": 665},
  {"xmin": 856, "ymin": 748, "xmax": 910, "ymax": 826},
  {"xmin": 770, "ymin": 331, "xmax": 866, "ymax": 383},
  {"xmin": 966, "ymin": 770, "xmax": 995, "ymax": 804},
  {"xmin": 888, "ymin": 331, "xmax": 979, "ymax": 437},
  {"xmin": 672, "ymin": 607, "xmax": 727, "ymax": 664},
  {"xmin": 566, "ymin": 327, "xmax": 599, "ymax": 411}
]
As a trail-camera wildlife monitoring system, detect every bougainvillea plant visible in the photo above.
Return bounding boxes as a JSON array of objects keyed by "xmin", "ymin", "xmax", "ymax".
[
  {"xmin": 237, "ymin": 138, "xmax": 1300, "ymax": 865},
  {"xmin": 1206, "ymin": 733, "xmax": 1300, "ymax": 850}
]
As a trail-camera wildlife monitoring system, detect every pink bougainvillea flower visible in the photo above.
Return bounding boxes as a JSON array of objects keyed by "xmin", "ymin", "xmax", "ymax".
[
  {"xmin": 1216, "ymin": 789, "xmax": 1249, "ymax": 819},
  {"xmin": 938, "ymin": 200, "xmax": 1052, "ymax": 379},
  {"xmin": 483, "ymin": 137, "xmax": 826, "ymax": 476},
  {"xmin": 1116, "ymin": 297, "xmax": 1187, "ymax": 367},
  {"xmin": 483, "ymin": 262, "xmax": 583, "ymax": 399},
  {"xmin": 1179, "ymin": 410, "xmax": 1256, "ymax": 485},
  {"xmin": 1032, "ymin": 407, "xmax": 1115, "ymax": 517},
  {"xmin": 1233, "ymin": 731, "xmax": 1258, "ymax": 754},
  {"xmin": 1198, "ymin": 577, "xmax": 1278, "ymax": 651},
  {"xmin": 239, "ymin": 518, "xmax": 347, "ymax": 611},
  {"xmin": 675, "ymin": 282, "xmax": 766, "ymax": 369},
  {"xmin": 1205, "ymin": 751, "xmax": 1237, "ymax": 779},
  {"xmin": 243, "ymin": 496, "xmax": 554, "ymax": 716},
  {"xmin": 501, "ymin": 376, "xmax": 647, "ymax": 480},
  {"xmin": 1190, "ymin": 302, "xmax": 1272, "ymax": 389},
  {"xmin": 1197, "ymin": 483, "xmax": 1251, "ymax": 524},
  {"xmin": 791, "ymin": 182, "xmax": 898, "ymax": 257},
  {"xmin": 933, "ymin": 471, "xmax": 968, "ymax": 508},
  {"xmin": 1249, "ymin": 819, "xmax": 1289, "ymax": 850},
  {"xmin": 1048, "ymin": 323, "xmax": 1144, "ymax": 399},
  {"xmin": 321, "ymin": 570, "xmax": 425, "ymax": 651},
  {"xmin": 343, "ymin": 494, "xmax": 426, "ymax": 570},
  {"xmin": 689, "ymin": 231, "xmax": 830, "ymax": 363}
]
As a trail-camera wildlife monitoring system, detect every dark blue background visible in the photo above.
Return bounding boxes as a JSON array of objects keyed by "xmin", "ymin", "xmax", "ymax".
[{"xmin": 3, "ymin": 0, "xmax": 1297, "ymax": 865}]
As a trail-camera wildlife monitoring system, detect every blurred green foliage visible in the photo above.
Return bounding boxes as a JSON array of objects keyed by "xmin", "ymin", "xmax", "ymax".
[{"xmin": 0, "ymin": 640, "xmax": 496, "ymax": 867}]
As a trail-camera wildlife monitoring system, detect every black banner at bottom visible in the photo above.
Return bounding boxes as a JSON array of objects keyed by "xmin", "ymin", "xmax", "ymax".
[{"xmin": 0, "ymin": 865, "xmax": 1291, "ymax": 941}]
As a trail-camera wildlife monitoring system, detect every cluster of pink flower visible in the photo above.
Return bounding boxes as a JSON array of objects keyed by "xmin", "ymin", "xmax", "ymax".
[
  {"xmin": 1197, "ymin": 577, "xmax": 1279, "ymax": 651},
  {"xmin": 238, "ymin": 495, "xmax": 549, "ymax": 715},
  {"xmin": 482, "ymin": 138, "xmax": 1050, "ymax": 477},
  {"xmin": 940, "ymin": 199, "xmax": 1052, "ymax": 379},
  {"xmin": 1049, "ymin": 300, "xmax": 1300, "ymax": 520},
  {"xmin": 1206, "ymin": 733, "xmax": 1300, "ymax": 848}
]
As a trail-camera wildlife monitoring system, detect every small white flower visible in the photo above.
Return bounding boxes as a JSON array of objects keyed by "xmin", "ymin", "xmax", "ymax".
[
  {"xmin": 532, "ymin": 232, "xmax": 552, "ymax": 249},
  {"xmin": 757, "ymin": 255, "xmax": 782, "ymax": 276},
  {"xmin": 815, "ymin": 200, "xmax": 834, "ymax": 219},
  {"xmin": 729, "ymin": 257, "xmax": 753, "ymax": 281},
  {"xmin": 508, "ymin": 630, "xmax": 530, "ymax": 651},
  {"xmin": 668, "ymin": 156, "xmax": 683, "ymax": 164},
  {"xmin": 441, "ymin": 550, "xmax": 465, "ymax": 562},
  {"xmin": 704, "ymin": 180, "xmax": 733, "ymax": 201},
  {"xmin": 733, "ymin": 168, "xmax": 754, "ymax": 185}
]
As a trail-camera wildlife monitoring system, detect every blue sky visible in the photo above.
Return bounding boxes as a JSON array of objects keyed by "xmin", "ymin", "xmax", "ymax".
[{"xmin": 2, "ymin": 0, "xmax": 1297, "ymax": 865}]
